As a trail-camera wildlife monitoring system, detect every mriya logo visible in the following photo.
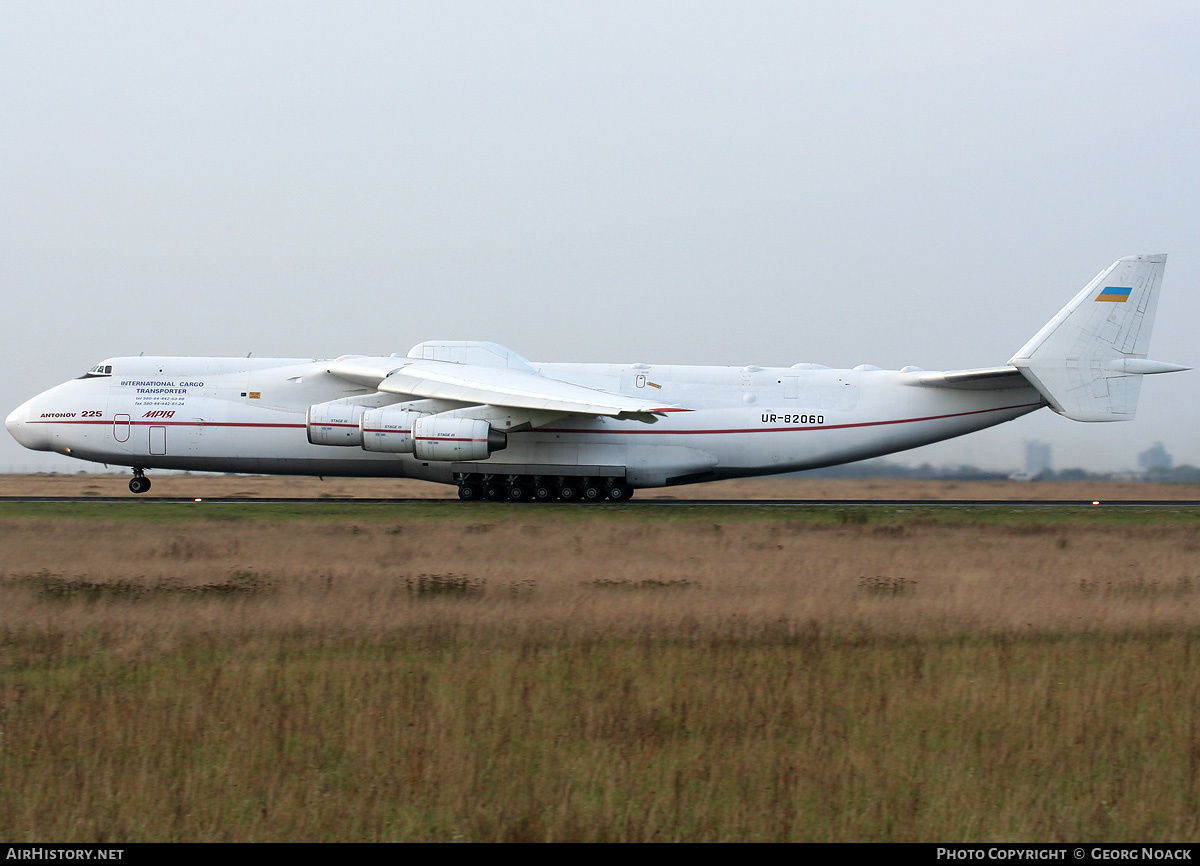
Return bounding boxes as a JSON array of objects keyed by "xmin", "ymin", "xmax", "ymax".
[{"xmin": 142, "ymin": 410, "xmax": 176, "ymax": 419}]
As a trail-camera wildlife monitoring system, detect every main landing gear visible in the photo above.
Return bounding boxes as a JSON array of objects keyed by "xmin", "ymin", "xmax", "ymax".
[
  {"xmin": 129, "ymin": 468, "xmax": 151, "ymax": 495},
  {"xmin": 456, "ymin": 474, "xmax": 633, "ymax": 503}
]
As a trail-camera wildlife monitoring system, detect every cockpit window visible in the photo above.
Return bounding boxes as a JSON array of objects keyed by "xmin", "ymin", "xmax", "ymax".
[{"xmin": 78, "ymin": 363, "xmax": 113, "ymax": 379}]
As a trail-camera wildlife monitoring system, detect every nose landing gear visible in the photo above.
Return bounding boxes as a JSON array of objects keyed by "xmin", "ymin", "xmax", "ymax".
[{"xmin": 129, "ymin": 468, "xmax": 151, "ymax": 494}]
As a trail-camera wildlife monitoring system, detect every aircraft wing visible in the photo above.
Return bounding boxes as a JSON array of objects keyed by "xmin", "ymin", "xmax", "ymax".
[
  {"xmin": 913, "ymin": 366, "xmax": 1035, "ymax": 391},
  {"xmin": 326, "ymin": 356, "xmax": 682, "ymax": 421}
]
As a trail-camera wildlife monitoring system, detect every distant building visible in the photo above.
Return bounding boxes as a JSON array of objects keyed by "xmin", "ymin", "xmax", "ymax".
[
  {"xmin": 1138, "ymin": 442, "xmax": 1173, "ymax": 472},
  {"xmin": 1024, "ymin": 440, "xmax": 1052, "ymax": 477}
]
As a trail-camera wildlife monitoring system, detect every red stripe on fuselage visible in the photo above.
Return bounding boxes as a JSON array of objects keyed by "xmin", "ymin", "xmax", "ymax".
[
  {"xmin": 540, "ymin": 401, "xmax": 1043, "ymax": 435},
  {"xmin": 29, "ymin": 402, "xmax": 1040, "ymax": 436},
  {"xmin": 414, "ymin": 437, "xmax": 486, "ymax": 442},
  {"xmin": 31, "ymin": 420, "xmax": 306, "ymax": 429}
]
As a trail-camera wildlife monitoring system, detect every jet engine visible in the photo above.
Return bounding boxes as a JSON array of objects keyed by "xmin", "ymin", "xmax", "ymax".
[
  {"xmin": 360, "ymin": 407, "xmax": 425, "ymax": 453},
  {"xmin": 307, "ymin": 402, "xmax": 371, "ymax": 447},
  {"xmin": 412, "ymin": 416, "xmax": 506, "ymax": 461}
]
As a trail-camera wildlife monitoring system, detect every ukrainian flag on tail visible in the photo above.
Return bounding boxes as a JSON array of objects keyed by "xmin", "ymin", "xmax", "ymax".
[{"xmin": 1096, "ymin": 286, "xmax": 1132, "ymax": 302}]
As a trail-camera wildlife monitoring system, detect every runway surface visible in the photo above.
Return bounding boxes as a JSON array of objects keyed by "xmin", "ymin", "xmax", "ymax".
[{"xmin": 3, "ymin": 496, "xmax": 1200, "ymax": 507}]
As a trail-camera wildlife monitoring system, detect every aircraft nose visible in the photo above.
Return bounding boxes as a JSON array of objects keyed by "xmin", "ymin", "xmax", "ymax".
[
  {"xmin": 6, "ymin": 405, "xmax": 23, "ymax": 439},
  {"xmin": 6, "ymin": 400, "xmax": 51, "ymax": 451}
]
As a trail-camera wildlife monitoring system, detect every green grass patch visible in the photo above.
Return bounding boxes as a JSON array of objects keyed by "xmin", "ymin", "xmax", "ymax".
[
  {"xmin": 858, "ymin": 576, "xmax": 918, "ymax": 596},
  {"xmin": 588, "ymin": 578, "xmax": 698, "ymax": 590},
  {"xmin": 402, "ymin": 573, "xmax": 486, "ymax": 598},
  {"xmin": 22, "ymin": 570, "xmax": 273, "ymax": 603}
]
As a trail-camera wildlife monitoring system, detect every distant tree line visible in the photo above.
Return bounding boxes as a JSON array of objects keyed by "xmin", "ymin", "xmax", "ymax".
[
  {"xmin": 793, "ymin": 460, "xmax": 1200, "ymax": 483},
  {"xmin": 795, "ymin": 461, "xmax": 1009, "ymax": 481},
  {"xmin": 1032, "ymin": 465, "xmax": 1200, "ymax": 484}
]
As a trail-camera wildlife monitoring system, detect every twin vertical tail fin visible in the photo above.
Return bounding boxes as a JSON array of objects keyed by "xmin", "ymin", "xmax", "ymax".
[{"xmin": 1009, "ymin": 254, "xmax": 1188, "ymax": 421}]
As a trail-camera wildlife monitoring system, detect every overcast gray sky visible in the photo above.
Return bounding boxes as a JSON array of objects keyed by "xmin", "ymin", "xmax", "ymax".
[{"xmin": 3, "ymin": 1, "xmax": 1197, "ymax": 474}]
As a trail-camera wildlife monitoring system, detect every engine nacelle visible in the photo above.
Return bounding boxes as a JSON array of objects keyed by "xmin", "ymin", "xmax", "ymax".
[
  {"xmin": 307, "ymin": 402, "xmax": 370, "ymax": 447},
  {"xmin": 360, "ymin": 407, "xmax": 425, "ymax": 453},
  {"xmin": 412, "ymin": 416, "xmax": 507, "ymax": 461}
]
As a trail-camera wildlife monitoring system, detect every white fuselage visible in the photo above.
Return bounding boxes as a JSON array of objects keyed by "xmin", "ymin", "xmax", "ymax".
[{"xmin": 6, "ymin": 355, "xmax": 1045, "ymax": 487}]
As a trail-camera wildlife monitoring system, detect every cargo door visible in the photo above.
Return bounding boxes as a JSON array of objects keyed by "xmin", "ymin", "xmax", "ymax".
[{"xmin": 149, "ymin": 426, "xmax": 167, "ymax": 456}]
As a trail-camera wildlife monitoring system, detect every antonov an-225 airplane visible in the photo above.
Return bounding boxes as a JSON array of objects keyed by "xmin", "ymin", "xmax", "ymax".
[{"xmin": 5, "ymin": 254, "xmax": 1189, "ymax": 501}]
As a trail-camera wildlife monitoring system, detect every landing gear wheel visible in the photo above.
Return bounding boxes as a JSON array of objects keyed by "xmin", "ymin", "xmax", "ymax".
[
  {"xmin": 507, "ymin": 484, "xmax": 528, "ymax": 502},
  {"xmin": 607, "ymin": 484, "xmax": 633, "ymax": 502},
  {"xmin": 558, "ymin": 483, "xmax": 578, "ymax": 502},
  {"xmin": 482, "ymin": 484, "xmax": 502, "ymax": 501},
  {"xmin": 129, "ymin": 476, "xmax": 151, "ymax": 495},
  {"xmin": 582, "ymin": 483, "xmax": 603, "ymax": 502},
  {"xmin": 458, "ymin": 484, "xmax": 480, "ymax": 501},
  {"xmin": 533, "ymin": 484, "xmax": 554, "ymax": 502}
]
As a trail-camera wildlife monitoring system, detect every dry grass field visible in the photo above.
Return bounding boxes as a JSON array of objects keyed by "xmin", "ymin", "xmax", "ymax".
[
  {"xmin": 5, "ymin": 471, "xmax": 1200, "ymax": 501},
  {"xmin": 1, "ymin": 482, "xmax": 1198, "ymax": 841}
]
